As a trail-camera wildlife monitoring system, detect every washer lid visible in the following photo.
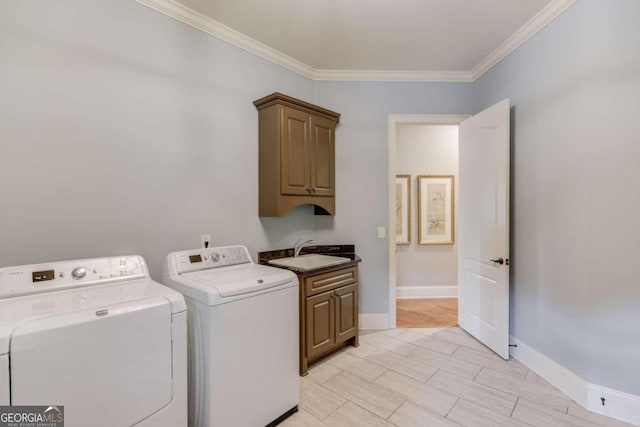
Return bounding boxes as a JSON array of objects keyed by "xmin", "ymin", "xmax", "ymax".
[
  {"xmin": 0, "ymin": 278, "xmax": 185, "ymax": 355},
  {"xmin": 178, "ymin": 263, "xmax": 297, "ymax": 302}
]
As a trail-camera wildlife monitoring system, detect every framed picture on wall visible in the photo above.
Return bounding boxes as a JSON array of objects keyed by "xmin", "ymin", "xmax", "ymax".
[
  {"xmin": 418, "ymin": 175, "xmax": 454, "ymax": 245},
  {"xmin": 395, "ymin": 174, "xmax": 411, "ymax": 245}
]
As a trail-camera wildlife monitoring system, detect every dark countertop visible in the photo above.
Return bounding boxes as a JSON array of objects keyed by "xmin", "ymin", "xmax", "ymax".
[{"xmin": 258, "ymin": 245, "xmax": 361, "ymax": 276}]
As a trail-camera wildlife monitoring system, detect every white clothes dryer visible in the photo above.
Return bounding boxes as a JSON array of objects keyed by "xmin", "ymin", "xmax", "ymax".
[
  {"xmin": 0, "ymin": 255, "xmax": 187, "ymax": 427},
  {"xmin": 163, "ymin": 246, "xmax": 299, "ymax": 427}
]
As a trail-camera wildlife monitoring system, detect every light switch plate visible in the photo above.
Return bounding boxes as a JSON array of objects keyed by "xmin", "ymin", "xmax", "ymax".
[{"xmin": 377, "ymin": 226, "xmax": 386, "ymax": 239}]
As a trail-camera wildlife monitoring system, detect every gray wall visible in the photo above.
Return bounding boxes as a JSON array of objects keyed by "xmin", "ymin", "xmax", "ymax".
[
  {"xmin": 396, "ymin": 125, "xmax": 458, "ymax": 289},
  {"xmin": 0, "ymin": 0, "xmax": 476, "ymax": 317},
  {"xmin": 0, "ymin": 0, "xmax": 317, "ymax": 277},
  {"xmin": 312, "ymin": 82, "xmax": 474, "ymax": 312},
  {"xmin": 474, "ymin": 0, "xmax": 640, "ymax": 395},
  {"xmin": 3, "ymin": 0, "xmax": 638, "ymax": 397}
]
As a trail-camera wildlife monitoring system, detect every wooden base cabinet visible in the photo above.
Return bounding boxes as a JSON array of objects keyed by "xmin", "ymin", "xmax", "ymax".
[
  {"xmin": 299, "ymin": 266, "xmax": 359, "ymax": 375},
  {"xmin": 305, "ymin": 291, "xmax": 336, "ymax": 359},
  {"xmin": 335, "ymin": 283, "xmax": 358, "ymax": 343}
]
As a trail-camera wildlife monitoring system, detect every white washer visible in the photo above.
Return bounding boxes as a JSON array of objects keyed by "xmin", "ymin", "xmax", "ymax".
[
  {"xmin": 163, "ymin": 246, "xmax": 299, "ymax": 427},
  {"xmin": 0, "ymin": 255, "xmax": 187, "ymax": 427}
]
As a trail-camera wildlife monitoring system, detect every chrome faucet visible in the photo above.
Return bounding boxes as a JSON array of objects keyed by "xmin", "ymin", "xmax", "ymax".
[{"xmin": 294, "ymin": 238, "xmax": 315, "ymax": 258}]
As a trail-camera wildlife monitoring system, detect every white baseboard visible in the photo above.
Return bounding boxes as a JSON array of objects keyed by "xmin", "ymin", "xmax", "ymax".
[
  {"xmin": 510, "ymin": 335, "xmax": 640, "ymax": 426},
  {"xmin": 509, "ymin": 335, "xmax": 588, "ymax": 406},
  {"xmin": 359, "ymin": 313, "xmax": 390, "ymax": 330},
  {"xmin": 396, "ymin": 285, "xmax": 458, "ymax": 299},
  {"xmin": 587, "ymin": 384, "xmax": 640, "ymax": 426}
]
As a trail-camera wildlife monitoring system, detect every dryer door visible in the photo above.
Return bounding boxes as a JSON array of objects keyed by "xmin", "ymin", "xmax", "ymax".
[
  {"xmin": 10, "ymin": 297, "xmax": 172, "ymax": 427},
  {"xmin": 0, "ymin": 354, "xmax": 8, "ymax": 405}
]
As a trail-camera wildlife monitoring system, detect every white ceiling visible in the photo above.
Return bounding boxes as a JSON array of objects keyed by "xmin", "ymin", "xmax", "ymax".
[{"xmin": 140, "ymin": 0, "xmax": 576, "ymax": 81}]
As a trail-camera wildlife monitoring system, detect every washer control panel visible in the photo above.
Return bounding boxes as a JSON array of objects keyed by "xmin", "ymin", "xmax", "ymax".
[
  {"xmin": 172, "ymin": 246, "xmax": 252, "ymax": 274},
  {"xmin": 0, "ymin": 256, "xmax": 147, "ymax": 299}
]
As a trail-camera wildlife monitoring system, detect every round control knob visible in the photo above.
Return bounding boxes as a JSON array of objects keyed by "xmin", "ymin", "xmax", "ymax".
[
  {"xmin": 71, "ymin": 267, "xmax": 87, "ymax": 280},
  {"xmin": 211, "ymin": 253, "xmax": 220, "ymax": 262}
]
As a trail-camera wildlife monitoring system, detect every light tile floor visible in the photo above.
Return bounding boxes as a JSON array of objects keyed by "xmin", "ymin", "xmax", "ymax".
[{"xmin": 282, "ymin": 327, "xmax": 633, "ymax": 427}]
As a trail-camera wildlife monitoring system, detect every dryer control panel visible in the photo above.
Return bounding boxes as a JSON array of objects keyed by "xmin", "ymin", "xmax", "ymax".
[
  {"xmin": 0, "ymin": 256, "xmax": 147, "ymax": 299},
  {"xmin": 169, "ymin": 246, "xmax": 252, "ymax": 275}
]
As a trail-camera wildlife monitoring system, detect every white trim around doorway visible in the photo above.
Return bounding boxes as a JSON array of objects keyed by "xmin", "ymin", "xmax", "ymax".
[{"xmin": 387, "ymin": 114, "xmax": 470, "ymax": 329}]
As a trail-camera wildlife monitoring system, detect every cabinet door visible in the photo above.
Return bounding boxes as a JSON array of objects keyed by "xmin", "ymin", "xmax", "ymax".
[
  {"xmin": 334, "ymin": 283, "xmax": 358, "ymax": 344},
  {"xmin": 305, "ymin": 290, "xmax": 335, "ymax": 358},
  {"xmin": 281, "ymin": 106, "xmax": 311, "ymax": 195},
  {"xmin": 309, "ymin": 115, "xmax": 335, "ymax": 196}
]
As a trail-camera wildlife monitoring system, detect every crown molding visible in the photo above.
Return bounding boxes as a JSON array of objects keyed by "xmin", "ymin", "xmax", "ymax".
[
  {"xmin": 313, "ymin": 69, "xmax": 474, "ymax": 83},
  {"xmin": 136, "ymin": 0, "xmax": 577, "ymax": 83},
  {"xmin": 135, "ymin": 0, "xmax": 315, "ymax": 79},
  {"xmin": 471, "ymin": 0, "xmax": 577, "ymax": 80}
]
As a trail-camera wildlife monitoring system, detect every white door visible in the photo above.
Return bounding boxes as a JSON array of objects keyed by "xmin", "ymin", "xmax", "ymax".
[{"xmin": 458, "ymin": 99, "xmax": 510, "ymax": 359}]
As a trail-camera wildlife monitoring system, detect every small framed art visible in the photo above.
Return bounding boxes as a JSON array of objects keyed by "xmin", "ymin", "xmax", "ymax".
[
  {"xmin": 418, "ymin": 175, "xmax": 454, "ymax": 245},
  {"xmin": 395, "ymin": 174, "xmax": 411, "ymax": 244}
]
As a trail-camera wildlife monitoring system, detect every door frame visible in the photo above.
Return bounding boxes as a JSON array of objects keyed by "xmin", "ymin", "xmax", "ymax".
[{"xmin": 387, "ymin": 114, "xmax": 470, "ymax": 329}]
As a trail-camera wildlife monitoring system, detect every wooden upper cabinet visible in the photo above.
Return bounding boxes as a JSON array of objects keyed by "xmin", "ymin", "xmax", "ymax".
[
  {"xmin": 310, "ymin": 115, "xmax": 335, "ymax": 197},
  {"xmin": 254, "ymin": 93, "xmax": 340, "ymax": 217},
  {"xmin": 281, "ymin": 106, "xmax": 311, "ymax": 196}
]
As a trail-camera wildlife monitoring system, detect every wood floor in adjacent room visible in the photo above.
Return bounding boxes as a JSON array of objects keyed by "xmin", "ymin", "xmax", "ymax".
[{"xmin": 396, "ymin": 298, "xmax": 458, "ymax": 328}]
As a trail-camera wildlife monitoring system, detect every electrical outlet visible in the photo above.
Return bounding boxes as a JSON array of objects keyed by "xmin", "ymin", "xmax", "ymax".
[
  {"xmin": 377, "ymin": 226, "xmax": 386, "ymax": 239},
  {"xmin": 201, "ymin": 234, "xmax": 211, "ymax": 249}
]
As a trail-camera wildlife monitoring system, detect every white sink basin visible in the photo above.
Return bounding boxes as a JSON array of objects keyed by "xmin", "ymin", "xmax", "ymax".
[{"xmin": 268, "ymin": 254, "xmax": 351, "ymax": 271}]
